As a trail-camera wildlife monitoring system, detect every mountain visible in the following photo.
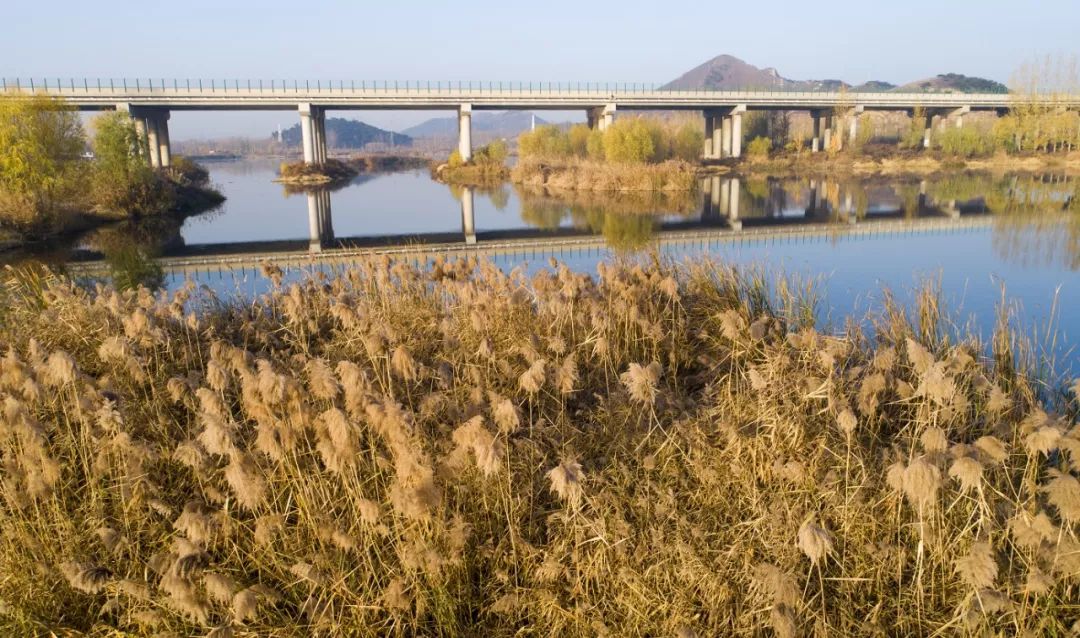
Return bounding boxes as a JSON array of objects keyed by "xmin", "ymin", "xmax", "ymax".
[
  {"xmin": 661, "ymin": 55, "xmax": 793, "ymax": 90},
  {"xmin": 894, "ymin": 73, "xmax": 1007, "ymax": 94},
  {"xmin": 274, "ymin": 118, "xmax": 412, "ymax": 149},
  {"xmin": 403, "ymin": 111, "xmax": 547, "ymax": 139},
  {"xmin": 664, "ymin": 55, "xmax": 1000, "ymax": 94}
]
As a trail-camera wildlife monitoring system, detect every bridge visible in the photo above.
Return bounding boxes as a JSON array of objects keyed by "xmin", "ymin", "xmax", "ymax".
[{"xmin": 7, "ymin": 77, "xmax": 1080, "ymax": 166}]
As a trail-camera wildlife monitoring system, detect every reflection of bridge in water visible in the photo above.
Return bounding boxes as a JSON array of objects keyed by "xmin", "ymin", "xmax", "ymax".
[{"xmin": 61, "ymin": 174, "xmax": 1027, "ymax": 279}]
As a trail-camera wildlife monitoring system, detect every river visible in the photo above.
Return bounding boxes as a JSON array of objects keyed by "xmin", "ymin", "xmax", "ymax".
[{"xmin": 3, "ymin": 159, "xmax": 1078, "ymax": 375}]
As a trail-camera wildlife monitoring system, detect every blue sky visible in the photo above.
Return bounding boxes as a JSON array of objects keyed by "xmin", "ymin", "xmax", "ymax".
[{"xmin": 3, "ymin": 0, "xmax": 1077, "ymax": 138}]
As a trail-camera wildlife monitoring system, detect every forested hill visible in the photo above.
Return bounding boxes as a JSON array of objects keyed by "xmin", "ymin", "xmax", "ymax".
[{"xmin": 274, "ymin": 118, "xmax": 412, "ymax": 149}]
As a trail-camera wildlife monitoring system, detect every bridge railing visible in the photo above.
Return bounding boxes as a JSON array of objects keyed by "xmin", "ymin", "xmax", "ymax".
[{"xmin": 0, "ymin": 77, "xmax": 1028, "ymax": 97}]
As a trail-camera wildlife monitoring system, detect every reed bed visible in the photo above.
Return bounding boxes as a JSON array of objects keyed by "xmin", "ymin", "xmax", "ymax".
[{"xmin": 0, "ymin": 257, "xmax": 1078, "ymax": 636}]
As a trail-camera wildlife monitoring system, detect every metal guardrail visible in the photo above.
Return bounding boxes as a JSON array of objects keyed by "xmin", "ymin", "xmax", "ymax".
[{"xmin": 0, "ymin": 77, "xmax": 1017, "ymax": 94}]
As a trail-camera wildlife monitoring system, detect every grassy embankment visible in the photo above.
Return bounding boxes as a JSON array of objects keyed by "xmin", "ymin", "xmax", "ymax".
[{"xmin": 0, "ymin": 257, "xmax": 1078, "ymax": 636}]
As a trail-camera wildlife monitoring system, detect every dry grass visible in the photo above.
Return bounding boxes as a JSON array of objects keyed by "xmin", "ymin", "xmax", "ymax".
[
  {"xmin": 511, "ymin": 158, "xmax": 699, "ymax": 192},
  {"xmin": 0, "ymin": 257, "xmax": 1078, "ymax": 636}
]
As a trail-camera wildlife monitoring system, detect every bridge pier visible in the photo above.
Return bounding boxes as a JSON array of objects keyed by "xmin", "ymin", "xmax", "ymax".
[
  {"xmin": 811, "ymin": 110, "xmax": 823, "ymax": 152},
  {"xmin": 461, "ymin": 186, "xmax": 476, "ymax": 244},
  {"xmin": 587, "ymin": 105, "xmax": 616, "ymax": 131},
  {"xmin": 146, "ymin": 116, "xmax": 161, "ymax": 168},
  {"xmin": 730, "ymin": 110, "xmax": 743, "ymax": 158},
  {"xmin": 458, "ymin": 104, "xmax": 472, "ymax": 161},
  {"xmin": 847, "ymin": 105, "xmax": 864, "ymax": 146},
  {"xmin": 155, "ymin": 111, "xmax": 171, "ymax": 168},
  {"xmin": 299, "ymin": 104, "xmax": 316, "ymax": 164},
  {"xmin": 703, "ymin": 114, "xmax": 715, "ymax": 159},
  {"xmin": 307, "ymin": 189, "xmax": 334, "ymax": 252},
  {"xmin": 313, "ymin": 108, "xmax": 327, "ymax": 163},
  {"xmin": 945, "ymin": 106, "xmax": 970, "ymax": 130}
]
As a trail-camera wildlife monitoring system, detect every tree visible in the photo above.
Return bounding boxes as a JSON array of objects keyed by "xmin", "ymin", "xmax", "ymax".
[
  {"xmin": 89, "ymin": 111, "xmax": 171, "ymax": 214},
  {"xmin": 0, "ymin": 93, "xmax": 86, "ymax": 224},
  {"xmin": 603, "ymin": 119, "xmax": 655, "ymax": 163}
]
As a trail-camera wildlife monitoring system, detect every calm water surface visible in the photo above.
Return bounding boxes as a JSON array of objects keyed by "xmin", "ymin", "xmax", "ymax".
[{"xmin": 5, "ymin": 159, "xmax": 1079, "ymax": 374}]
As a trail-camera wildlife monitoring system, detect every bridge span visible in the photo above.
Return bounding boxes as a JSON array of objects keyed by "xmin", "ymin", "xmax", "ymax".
[{"xmin": 8, "ymin": 77, "xmax": 1080, "ymax": 166}]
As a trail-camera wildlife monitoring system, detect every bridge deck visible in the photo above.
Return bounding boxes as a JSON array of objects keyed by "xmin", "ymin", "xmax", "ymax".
[{"xmin": 7, "ymin": 80, "xmax": 1069, "ymax": 111}]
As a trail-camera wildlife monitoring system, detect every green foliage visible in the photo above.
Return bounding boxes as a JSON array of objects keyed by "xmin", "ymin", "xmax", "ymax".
[
  {"xmin": 602, "ymin": 119, "xmax": 656, "ymax": 163},
  {"xmin": 447, "ymin": 150, "xmax": 465, "ymax": 169},
  {"xmin": 567, "ymin": 125, "xmax": 592, "ymax": 157},
  {"xmin": 935, "ymin": 126, "xmax": 994, "ymax": 158},
  {"xmin": 746, "ymin": 136, "xmax": 772, "ymax": 159},
  {"xmin": 671, "ymin": 122, "xmax": 705, "ymax": 162},
  {"xmin": 89, "ymin": 111, "xmax": 173, "ymax": 214},
  {"xmin": 0, "ymin": 93, "xmax": 86, "ymax": 226},
  {"xmin": 518, "ymin": 124, "xmax": 572, "ymax": 159},
  {"xmin": 104, "ymin": 242, "xmax": 165, "ymax": 291},
  {"xmin": 472, "ymin": 139, "xmax": 509, "ymax": 166},
  {"xmin": 518, "ymin": 117, "xmax": 703, "ymax": 164}
]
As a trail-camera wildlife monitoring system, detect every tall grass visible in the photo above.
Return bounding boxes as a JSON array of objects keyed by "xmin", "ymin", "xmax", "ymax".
[{"xmin": 0, "ymin": 258, "xmax": 1078, "ymax": 636}]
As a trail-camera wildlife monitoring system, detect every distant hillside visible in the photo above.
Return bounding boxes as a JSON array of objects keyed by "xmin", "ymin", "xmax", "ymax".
[
  {"xmin": 403, "ymin": 111, "xmax": 547, "ymax": 139},
  {"xmin": 663, "ymin": 55, "xmax": 1001, "ymax": 94},
  {"xmin": 894, "ymin": 74, "xmax": 1008, "ymax": 94},
  {"xmin": 274, "ymin": 118, "xmax": 412, "ymax": 149}
]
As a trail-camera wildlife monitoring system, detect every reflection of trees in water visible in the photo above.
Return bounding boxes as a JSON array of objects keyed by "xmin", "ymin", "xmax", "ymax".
[
  {"xmin": 515, "ymin": 186, "xmax": 698, "ymax": 251},
  {"xmin": 988, "ymin": 175, "xmax": 1080, "ymax": 270}
]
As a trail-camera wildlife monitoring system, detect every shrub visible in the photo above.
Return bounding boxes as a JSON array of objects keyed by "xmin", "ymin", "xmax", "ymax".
[{"xmin": 747, "ymin": 136, "xmax": 772, "ymax": 159}]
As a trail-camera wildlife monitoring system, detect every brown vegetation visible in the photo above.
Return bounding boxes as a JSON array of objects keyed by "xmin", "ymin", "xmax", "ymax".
[
  {"xmin": 276, "ymin": 159, "xmax": 357, "ymax": 185},
  {"xmin": 0, "ymin": 258, "xmax": 1078, "ymax": 635},
  {"xmin": 512, "ymin": 158, "xmax": 699, "ymax": 192}
]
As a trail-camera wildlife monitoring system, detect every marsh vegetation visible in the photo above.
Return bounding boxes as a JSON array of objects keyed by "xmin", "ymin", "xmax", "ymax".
[{"xmin": 0, "ymin": 257, "xmax": 1078, "ymax": 635}]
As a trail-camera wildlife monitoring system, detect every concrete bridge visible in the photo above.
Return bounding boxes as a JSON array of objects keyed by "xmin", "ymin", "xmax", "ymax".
[{"xmin": 8, "ymin": 77, "xmax": 1080, "ymax": 166}]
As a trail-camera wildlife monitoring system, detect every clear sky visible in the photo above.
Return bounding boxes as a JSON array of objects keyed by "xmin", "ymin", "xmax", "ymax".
[{"xmin": 3, "ymin": 0, "xmax": 1077, "ymax": 139}]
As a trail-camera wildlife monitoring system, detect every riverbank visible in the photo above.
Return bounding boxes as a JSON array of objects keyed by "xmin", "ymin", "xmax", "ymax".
[
  {"xmin": 511, "ymin": 158, "xmax": 699, "ymax": 192},
  {"xmin": 0, "ymin": 257, "xmax": 1076, "ymax": 636},
  {"xmin": 0, "ymin": 166, "xmax": 224, "ymax": 253},
  {"xmin": 738, "ymin": 148, "xmax": 1080, "ymax": 177}
]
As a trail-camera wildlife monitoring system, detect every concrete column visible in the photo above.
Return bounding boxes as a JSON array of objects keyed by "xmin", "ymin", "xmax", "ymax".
[
  {"xmin": 307, "ymin": 189, "xmax": 334, "ymax": 252},
  {"xmin": 299, "ymin": 104, "xmax": 315, "ymax": 164},
  {"xmin": 811, "ymin": 110, "xmax": 822, "ymax": 153},
  {"xmin": 157, "ymin": 111, "xmax": 171, "ymax": 168},
  {"xmin": 319, "ymin": 189, "xmax": 334, "ymax": 243},
  {"xmin": 822, "ymin": 115, "xmax": 833, "ymax": 152},
  {"xmin": 728, "ymin": 177, "xmax": 741, "ymax": 226},
  {"xmin": 146, "ymin": 116, "xmax": 162, "ymax": 168},
  {"xmin": 703, "ymin": 113, "xmax": 715, "ymax": 159},
  {"xmin": 730, "ymin": 111, "xmax": 743, "ymax": 158},
  {"xmin": 949, "ymin": 106, "xmax": 970, "ymax": 129},
  {"xmin": 461, "ymin": 186, "xmax": 476, "ymax": 244},
  {"xmin": 706, "ymin": 175, "xmax": 721, "ymax": 219},
  {"xmin": 458, "ymin": 104, "xmax": 472, "ymax": 162},
  {"xmin": 133, "ymin": 117, "xmax": 149, "ymax": 160},
  {"xmin": 720, "ymin": 116, "xmax": 732, "ymax": 158},
  {"xmin": 314, "ymin": 108, "xmax": 327, "ymax": 163},
  {"xmin": 847, "ymin": 106, "xmax": 864, "ymax": 146},
  {"xmin": 719, "ymin": 178, "xmax": 731, "ymax": 216},
  {"xmin": 307, "ymin": 191, "xmax": 322, "ymax": 253},
  {"xmin": 599, "ymin": 103, "xmax": 616, "ymax": 131},
  {"xmin": 712, "ymin": 114, "xmax": 723, "ymax": 159},
  {"xmin": 923, "ymin": 114, "xmax": 934, "ymax": 149},
  {"xmin": 587, "ymin": 108, "xmax": 600, "ymax": 130}
]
